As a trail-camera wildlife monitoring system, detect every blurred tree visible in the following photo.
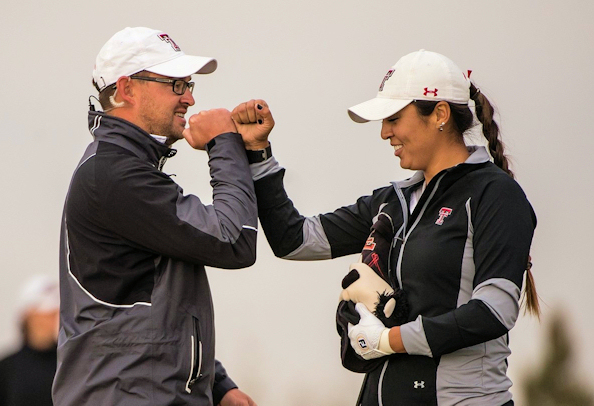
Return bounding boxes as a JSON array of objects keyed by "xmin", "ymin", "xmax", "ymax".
[{"xmin": 524, "ymin": 310, "xmax": 594, "ymax": 406}]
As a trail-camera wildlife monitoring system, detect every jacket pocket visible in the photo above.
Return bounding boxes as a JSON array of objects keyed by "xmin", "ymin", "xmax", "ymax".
[
  {"xmin": 379, "ymin": 355, "xmax": 438, "ymax": 405},
  {"xmin": 185, "ymin": 316, "xmax": 203, "ymax": 394}
]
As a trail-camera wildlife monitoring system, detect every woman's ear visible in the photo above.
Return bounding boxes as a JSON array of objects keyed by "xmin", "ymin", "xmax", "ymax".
[{"xmin": 433, "ymin": 101, "xmax": 451, "ymax": 131}]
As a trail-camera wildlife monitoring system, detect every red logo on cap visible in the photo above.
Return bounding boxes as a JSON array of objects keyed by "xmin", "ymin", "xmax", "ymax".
[
  {"xmin": 158, "ymin": 34, "xmax": 181, "ymax": 51},
  {"xmin": 423, "ymin": 88, "xmax": 438, "ymax": 97},
  {"xmin": 379, "ymin": 69, "xmax": 395, "ymax": 92}
]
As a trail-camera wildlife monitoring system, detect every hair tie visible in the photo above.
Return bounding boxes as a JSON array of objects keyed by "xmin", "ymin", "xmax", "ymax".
[{"xmin": 470, "ymin": 87, "xmax": 481, "ymax": 100}]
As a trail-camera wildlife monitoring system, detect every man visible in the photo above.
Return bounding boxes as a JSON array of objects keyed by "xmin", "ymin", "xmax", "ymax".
[
  {"xmin": 0, "ymin": 275, "xmax": 59, "ymax": 406},
  {"xmin": 53, "ymin": 27, "xmax": 257, "ymax": 406}
]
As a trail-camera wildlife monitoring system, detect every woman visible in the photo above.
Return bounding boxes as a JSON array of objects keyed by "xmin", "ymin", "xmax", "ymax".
[{"xmin": 232, "ymin": 49, "xmax": 538, "ymax": 406}]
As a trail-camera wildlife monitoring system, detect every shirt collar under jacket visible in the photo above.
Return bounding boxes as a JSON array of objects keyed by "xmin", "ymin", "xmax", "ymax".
[
  {"xmin": 150, "ymin": 134, "xmax": 168, "ymax": 144},
  {"xmin": 87, "ymin": 111, "xmax": 175, "ymax": 167},
  {"xmin": 391, "ymin": 145, "xmax": 491, "ymax": 191}
]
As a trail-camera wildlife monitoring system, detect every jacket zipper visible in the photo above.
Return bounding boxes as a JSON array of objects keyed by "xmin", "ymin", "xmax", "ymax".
[
  {"xmin": 395, "ymin": 174, "xmax": 444, "ymax": 283},
  {"xmin": 185, "ymin": 317, "xmax": 203, "ymax": 393},
  {"xmin": 389, "ymin": 188, "xmax": 409, "ymax": 290},
  {"xmin": 381, "ymin": 174, "xmax": 445, "ymax": 405}
]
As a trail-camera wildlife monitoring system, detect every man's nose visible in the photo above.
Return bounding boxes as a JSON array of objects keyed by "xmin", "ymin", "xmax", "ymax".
[{"xmin": 181, "ymin": 90, "xmax": 195, "ymax": 106}]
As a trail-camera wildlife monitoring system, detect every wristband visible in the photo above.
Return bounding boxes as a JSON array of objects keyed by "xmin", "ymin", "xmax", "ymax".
[{"xmin": 246, "ymin": 144, "xmax": 272, "ymax": 164}]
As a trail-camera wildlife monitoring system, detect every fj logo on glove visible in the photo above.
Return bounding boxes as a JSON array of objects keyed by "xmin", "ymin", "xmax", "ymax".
[
  {"xmin": 358, "ymin": 336, "xmax": 368, "ymax": 349},
  {"xmin": 435, "ymin": 207, "xmax": 453, "ymax": 225}
]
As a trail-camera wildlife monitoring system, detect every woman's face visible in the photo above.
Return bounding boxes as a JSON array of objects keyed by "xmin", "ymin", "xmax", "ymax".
[{"xmin": 380, "ymin": 103, "xmax": 438, "ymax": 173}]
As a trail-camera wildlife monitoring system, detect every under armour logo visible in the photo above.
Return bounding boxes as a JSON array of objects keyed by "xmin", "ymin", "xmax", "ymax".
[
  {"xmin": 379, "ymin": 69, "xmax": 395, "ymax": 91},
  {"xmin": 423, "ymin": 87, "xmax": 438, "ymax": 97},
  {"xmin": 414, "ymin": 381, "xmax": 425, "ymax": 389},
  {"xmin": 158, "ymin": 34, "xmax": 181, "ymax": 51},
  {"xmin": 435, "ymin": 207, "xmax": 452, "ymax": 225}
]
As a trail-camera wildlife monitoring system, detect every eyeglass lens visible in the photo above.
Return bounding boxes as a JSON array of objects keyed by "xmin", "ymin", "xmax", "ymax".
[{"xmin": 173, "ymin": 80, "xmax": 194, "ymax": 95}]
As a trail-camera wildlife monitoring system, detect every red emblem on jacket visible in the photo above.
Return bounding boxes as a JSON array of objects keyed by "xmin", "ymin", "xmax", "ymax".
[
  {"xmin": 435, "ymin": 207, "xmax": 452, "ymax": 225},
  {"xmin": 363, "ymin": 236, "xmax": 377, "ymax": 251}
]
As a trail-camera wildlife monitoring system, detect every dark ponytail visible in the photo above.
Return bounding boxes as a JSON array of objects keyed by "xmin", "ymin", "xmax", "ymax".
[
  {"xmin": 470, "ymin": 83, "xmax": 514, "ymax": 178},
  {"xmin": 414, "ymin": 88, "xmax": 541, "ymax": 319}
]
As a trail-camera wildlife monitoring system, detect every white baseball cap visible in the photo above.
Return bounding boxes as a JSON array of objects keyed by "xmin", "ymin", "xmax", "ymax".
[
  {"xmin": 17, "ymin": 275, "xmax": 60, "ymax": 318},
  {"xmin": 348, "ymin": 49, "xmax": 470, "ymax": 123},
  {"xmin": 92, "ymin": 27, "xmax": 217, "ymax": 92}
]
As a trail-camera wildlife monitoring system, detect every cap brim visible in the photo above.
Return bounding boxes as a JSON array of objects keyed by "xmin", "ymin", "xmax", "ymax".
[
  {"xmin": 146, "ymin": 54, "xmax": 217, "ymax": 78},
  {"xmin": 348, "ymin": 97, "xmax": 413, "ymax": 123}
]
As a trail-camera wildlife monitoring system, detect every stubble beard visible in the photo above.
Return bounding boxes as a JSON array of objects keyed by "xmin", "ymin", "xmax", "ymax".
[{"xmin": 139, "ymin": 98, "xmax": 183, "ymax": 141}]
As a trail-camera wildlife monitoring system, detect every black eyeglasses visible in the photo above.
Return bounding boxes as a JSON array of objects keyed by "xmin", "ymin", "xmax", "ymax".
[{"xmin": 130, "ymin": 76, "xmax": 194, "ymax": 95}]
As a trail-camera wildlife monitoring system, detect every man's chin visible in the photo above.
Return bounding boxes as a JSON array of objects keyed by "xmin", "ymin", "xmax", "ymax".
[
  {"xmin": 165, "ymin": 135, "xmax": 182, "ymax": 146},
  {"xmin": 165, "ymin": 129, "xmax": 185, "ymax": 146}
]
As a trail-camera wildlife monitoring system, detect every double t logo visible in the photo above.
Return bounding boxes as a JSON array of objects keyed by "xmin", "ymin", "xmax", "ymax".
[
  {"xmin": 158, "ymin": 34, "xmax": 181, "ymax": 52},
  {"xmin": 435, "ymin": 207, "xmax": 452, "ymax": 226}
]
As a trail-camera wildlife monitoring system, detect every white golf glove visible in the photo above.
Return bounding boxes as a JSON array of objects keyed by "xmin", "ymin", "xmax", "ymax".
[{"xmin": 348, "ymin": 303, "xmax": 394, "ymax": 360}]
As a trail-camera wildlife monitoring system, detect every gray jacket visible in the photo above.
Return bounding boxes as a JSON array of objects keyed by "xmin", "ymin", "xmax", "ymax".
[{"xmin": 53, "ymin": 112, "xmax": 258, "ymax": 405}]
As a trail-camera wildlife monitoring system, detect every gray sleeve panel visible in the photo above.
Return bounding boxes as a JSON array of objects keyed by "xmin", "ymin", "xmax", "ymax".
[
  {"xmin": 472, "ymin": 278, "xmax": 521, "ymax": 330},
  {"xmin": 400, "ymin": 316, "xmax": 433, "ymax": 357},
  {"xmin": 250, "ymin": 157, "xmax": 282, "ymax": 181},
  {"xmin": 175, "ymin": 194, "xmax": 249, "ymax": 244},
  {"xmin": 207, "ymin": 133, "xmax": 259, "ymax": 231},
  {"xmin": 175, "ymin": 132, "xmax": 258, "ymax": 243},
  {"xmin": 282, "ymin": 216, "xmax": 332, "ymax": 260}
]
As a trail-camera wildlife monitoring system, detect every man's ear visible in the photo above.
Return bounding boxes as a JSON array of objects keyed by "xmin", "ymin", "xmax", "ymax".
[{"xmin": 114, "ymin": 76, "xmax": 135, "ymax": 106}]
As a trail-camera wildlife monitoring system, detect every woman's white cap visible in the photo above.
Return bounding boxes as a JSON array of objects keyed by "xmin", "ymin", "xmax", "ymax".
[
  {"xmin": 92, "ymin": 27, "xmax": 217, "ymax": 92},
  {"xmin": 348, "ymin": 49, "xmax": 470, "ymax": 123}
]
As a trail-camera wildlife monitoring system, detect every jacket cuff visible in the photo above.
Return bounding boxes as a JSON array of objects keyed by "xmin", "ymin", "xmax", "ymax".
[
  {"xmin": 205, "ymin": 132, "xmax": 243, "ymax": 154},
  {"xmin": 212, "ymin": 376, "xmax": 238, "ymax": 405},
  {"xmin": 400, "ymin": 316, "xmax": 433, "ymax": 357}
]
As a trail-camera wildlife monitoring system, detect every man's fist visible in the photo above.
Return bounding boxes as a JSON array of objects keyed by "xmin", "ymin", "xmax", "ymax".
[
  {"xmin": 183, "ymin": 109, "xmax": 237, "ymax": 150},
  {"xmin": 231, "ymin": 99, "xmax": 274, "ymax": 150}
]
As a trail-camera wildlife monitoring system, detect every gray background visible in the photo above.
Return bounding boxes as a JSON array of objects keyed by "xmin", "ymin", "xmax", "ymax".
[{"xmin": 1, "ymin": 1, "xmax": 592, "ymax": 404}]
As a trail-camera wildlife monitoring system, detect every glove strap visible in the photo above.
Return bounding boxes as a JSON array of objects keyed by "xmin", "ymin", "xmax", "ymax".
[{"xmin": 379, "ymin": 328, "xmax": 395, "ymax": 354}]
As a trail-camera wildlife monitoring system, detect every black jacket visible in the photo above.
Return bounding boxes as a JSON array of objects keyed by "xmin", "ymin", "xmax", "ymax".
[
  {"xmin": 53, "ymin": 112, "xmax": 258, "ymax": 406},
  {"xmin": 0, "ymin": 345, "xmax": 56, "ymax": 406},
  {"xmin": 253, "ymin": 146, "xmax": 536, "ymax": 406}
]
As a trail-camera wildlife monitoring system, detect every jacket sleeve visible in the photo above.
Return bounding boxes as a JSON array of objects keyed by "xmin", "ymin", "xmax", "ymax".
[
  {"xmin": 401, "ymin": 176, "xmax": 536, "ymax": 358},
  {"xmin": 212, "ymin": 359, "xmax": 237, "ymax": 405},
  {"xmin": 98, "ymin": 132, "xmax": 258, "ymax": 269},
  {"xmin": 254, "ymin": 166, "xmax": 375, "ymax": 260}
]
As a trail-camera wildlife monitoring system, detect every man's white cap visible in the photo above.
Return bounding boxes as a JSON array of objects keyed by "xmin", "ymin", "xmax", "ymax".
[
  {"xmin": 348, "ymin": 49, "xmax": 470, "ymax": 123},
  {"xmin": 92, "ymin": 27, "xmax": 217, "ymax": 92},
  {"xmin": 17, "ymin": 275, "xmax": 60, "ymax": 318}
]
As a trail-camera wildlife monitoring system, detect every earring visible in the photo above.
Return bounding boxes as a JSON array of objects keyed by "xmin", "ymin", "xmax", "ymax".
[{"xmin": 439, "ymin": 122, "xmax": 445, "ymax": 132}]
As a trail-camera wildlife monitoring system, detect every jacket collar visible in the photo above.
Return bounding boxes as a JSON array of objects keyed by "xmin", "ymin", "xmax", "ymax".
[
  {"xmin": 391, "ymin": 145, "xmax": 491, "ymax": 191},
  {"xmin": 88, "ymin": 111, "xmax": 175, "ymax": 167}
]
